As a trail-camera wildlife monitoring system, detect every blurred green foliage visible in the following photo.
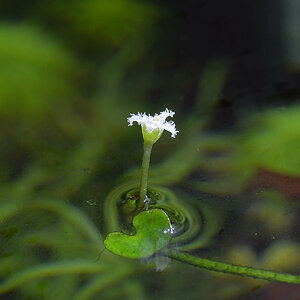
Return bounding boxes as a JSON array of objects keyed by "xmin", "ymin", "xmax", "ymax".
[
  {"xmin": 237, "ymin": 105, "xmax": 300, "ymax": 177},
  {"xmin": 185, "ymin": 104, "xmax": 300, "ymax": 195},
  {"xmin": 0, "ymin": 0, "xmax": 299, "ymax": 299},
  {"xmin": 0, "ymin": 23, "xmax": 76, "ymax": 118},
  {"xmin": 57, "ymin": 0, "xmax": 159, "ymax": 46}
]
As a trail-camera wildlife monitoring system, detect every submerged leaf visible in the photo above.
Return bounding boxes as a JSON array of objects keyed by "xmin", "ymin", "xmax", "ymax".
[
  {"xmin": 0, "ymin": 260, "xmax": 105, "ymax": 294},
  {"xmin": 104, "ymin": 209, "xmax": 172, "ymax": 259}
]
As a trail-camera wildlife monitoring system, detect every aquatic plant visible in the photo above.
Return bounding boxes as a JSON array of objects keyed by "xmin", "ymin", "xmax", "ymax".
[
  {"xmin": 0, "ymin": 7, "xmax": 298, "ymax": 296},
  {"xmin": 104, "ymin": 111, "xmax": 300, "ymax": 285},
  {"xmin": 127, "ymin": 108, "xmax": 178, "ymax": 206}
]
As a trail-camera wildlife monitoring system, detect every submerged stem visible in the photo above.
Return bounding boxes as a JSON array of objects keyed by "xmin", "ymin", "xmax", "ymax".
[
  {"xmin": 162, "ymin": 249, "xmax": 300, "ymax": 285},
  {"xmin": 138, "ymin": 142, "xmax": 153, "ymax": 208}
]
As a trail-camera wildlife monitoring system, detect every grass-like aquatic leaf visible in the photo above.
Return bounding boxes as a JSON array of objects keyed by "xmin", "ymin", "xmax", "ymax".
[
  {"xmin": 74, "ymin": 268, "xmax": 133, "ymax": 300},
  {"xmin": 29, "ymin": 199, "xmax": 103, "ymax": 247},
  {"xmin": 0, "ymin": 199, "xmax": 102, "ymax": 247},
  {"xmin": 0, "ymin": 260, "xmax": 105, "ymax": 294}
]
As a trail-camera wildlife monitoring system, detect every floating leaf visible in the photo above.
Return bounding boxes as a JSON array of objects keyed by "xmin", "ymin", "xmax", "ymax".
[{"xmin": 104, "ymin": 209, "xmax": 172, "ymax": 259}]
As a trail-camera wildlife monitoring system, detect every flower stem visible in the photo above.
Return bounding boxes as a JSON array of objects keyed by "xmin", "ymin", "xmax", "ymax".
[
  {"xmin": 162, "ymin": 249, "xmax": 300, "ymax": 284},
  {"xmin": 138, "ymin": 141, "xmax": 153, "ymax": 208}
]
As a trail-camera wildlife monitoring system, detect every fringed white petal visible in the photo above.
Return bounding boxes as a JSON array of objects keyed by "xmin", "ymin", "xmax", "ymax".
[{"xmin": 127, "ymin": 108, "xmax": 178, "ymax": 138}]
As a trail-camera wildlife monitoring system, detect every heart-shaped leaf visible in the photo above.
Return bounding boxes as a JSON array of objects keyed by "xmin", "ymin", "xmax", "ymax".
[{"xmin": 104, "ymin": 209, "xmax": 172, "ymax": 259}]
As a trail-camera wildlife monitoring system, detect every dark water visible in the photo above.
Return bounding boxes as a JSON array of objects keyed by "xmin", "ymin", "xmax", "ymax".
[{"xmin": 0, "ymin": 1, "xmax": 299, "ymax": 299}]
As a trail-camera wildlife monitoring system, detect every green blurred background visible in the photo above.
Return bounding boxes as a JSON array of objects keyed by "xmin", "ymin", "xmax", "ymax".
[{"xmin": 0, "ymin": 0, "xmax": 299, "ymax": 299}]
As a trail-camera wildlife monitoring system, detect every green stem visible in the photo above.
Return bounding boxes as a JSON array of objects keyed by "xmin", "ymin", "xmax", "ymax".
[
  {"xmin": 138, "ymin": 141, "xmax": 153, "ymax": 208},
  {"xmin": 162, "ymin": 249, "xmax": 300, "ymax": 285}
]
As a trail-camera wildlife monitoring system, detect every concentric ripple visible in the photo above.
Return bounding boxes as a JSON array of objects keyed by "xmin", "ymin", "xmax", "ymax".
[{"xmin": 103, "ymin": 181, "xmax": 221, "ymax": 251}]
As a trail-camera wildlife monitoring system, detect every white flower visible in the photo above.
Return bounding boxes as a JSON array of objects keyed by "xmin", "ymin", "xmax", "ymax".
[{"xmin": 127, "ymin": 108, "xmax": 178, "ymax": 140}]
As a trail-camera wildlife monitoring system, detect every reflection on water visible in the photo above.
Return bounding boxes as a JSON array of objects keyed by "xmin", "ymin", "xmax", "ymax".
[{"xmin": 0, "ymin": 0, "xmax": 299, "ymax": 299}]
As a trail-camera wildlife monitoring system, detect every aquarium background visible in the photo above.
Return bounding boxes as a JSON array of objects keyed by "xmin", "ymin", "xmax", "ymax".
[{"xmin": 0, "ymin": 0, "xmax": 299, "ymax": 299}]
